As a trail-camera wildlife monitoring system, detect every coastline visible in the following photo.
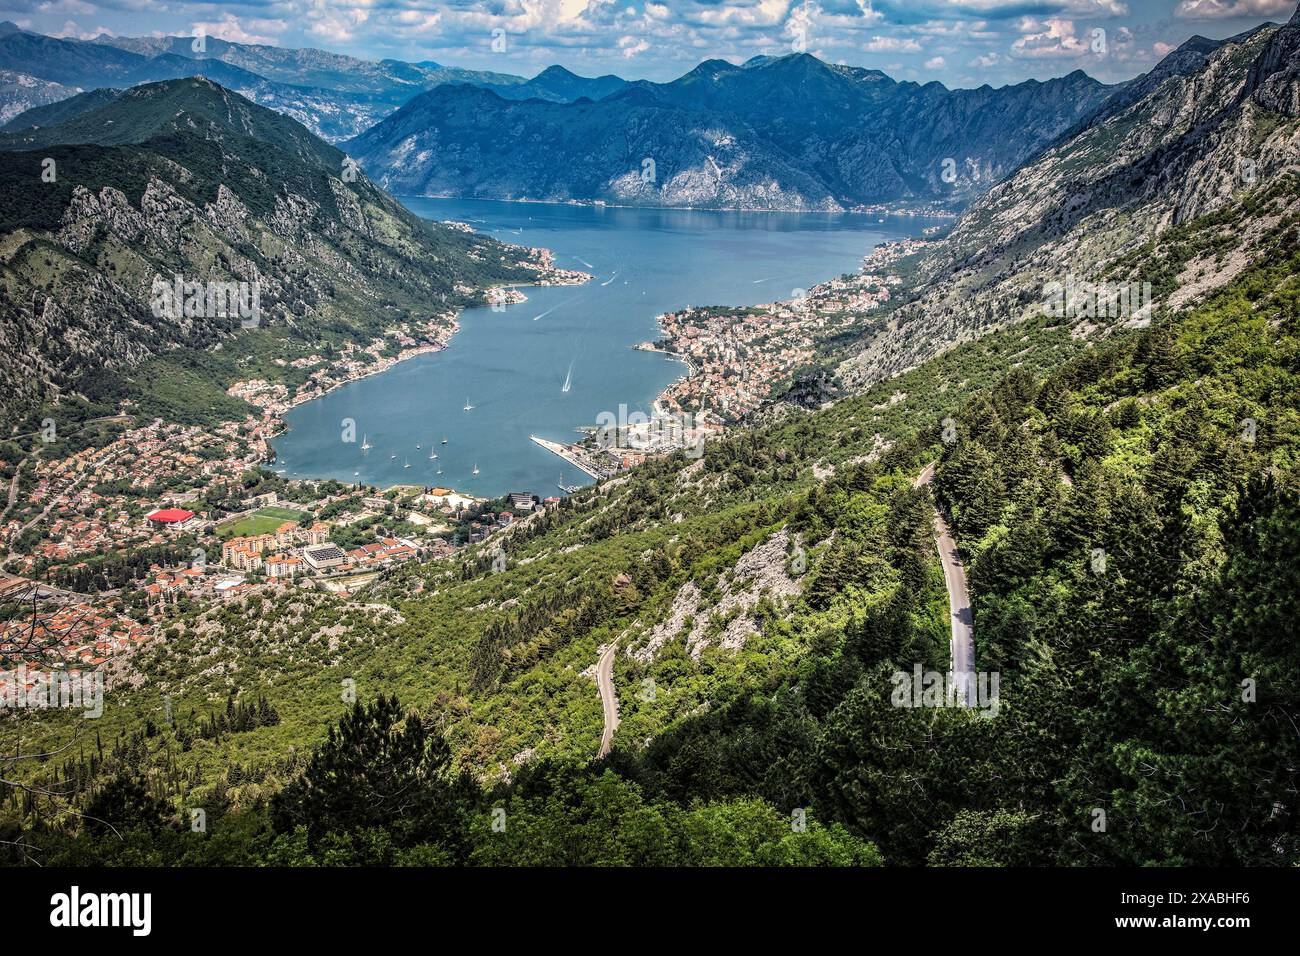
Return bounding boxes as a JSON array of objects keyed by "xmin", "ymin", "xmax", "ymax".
[
  {"xmin": 234, "ymin": 266, "xmax": 591, "ymax": 490},
  {"xmin": 633, "ymin": 341, "xmax": 696, "ymax": 407},
  {"xmin": 400, "ymin": 193, "xmax": 959, "ymax": 219}
]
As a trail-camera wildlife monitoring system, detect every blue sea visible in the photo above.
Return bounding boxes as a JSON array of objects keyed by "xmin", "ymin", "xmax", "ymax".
[{"xmin": 270, "ymin": 198, "xmax": 935, "ymax": 499}]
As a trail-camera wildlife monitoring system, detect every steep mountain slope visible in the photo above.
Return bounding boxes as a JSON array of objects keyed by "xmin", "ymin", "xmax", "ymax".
[
  {"xmin": 5, "ymin": 20, "xmax": 1299, "ymax": 870},
  {"xmin": 0, "ymin": 78, "xmax": 553, "ymax": 429},
  {"xmin": 635, "ymin": 54, "xmax": 1116, "ymax": 201},
  {"xmin": 0, "ymin": 25, "xmax": 527, "ymax": 143},
  {"xmin": 13, "ymin": 179, "xmax": 1299, "ymax": 865},
  {"xmin": 345, "ymin": 53, "xmax": 1115, "ymax": 210},
  {"xmin": 345, "ymin": 82, "xmax": 841, "ymax": 210},
  {"xmin": 0, "ymin": 87, "xmax": 121, "ymax": 131},
  {"xmin": 110, "ymin": 53, "xmax": 394, "ymax": 142},
  {"xmin": 835, "ymin": 12, "xmax": 1300, "ymax": 391},
  {"xmin": 0, "ymin": 69, "xmax": 77, "ymax": 125}
]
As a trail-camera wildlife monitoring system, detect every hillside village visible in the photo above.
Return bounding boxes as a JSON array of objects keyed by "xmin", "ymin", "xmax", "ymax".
[
  {"xmin": 0, "ymin": 407, "xmax": 561, "ymax": 685},
  {"xmin": 651, "ymin": 238, "xmax": 926, "ymax": 420},
  {"xmin": 0, "ymin": 231, "xmax": 942, "ymax": 686}
]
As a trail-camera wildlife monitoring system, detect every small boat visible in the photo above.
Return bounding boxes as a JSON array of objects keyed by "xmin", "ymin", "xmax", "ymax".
[
  {"xmin": 404, "ymin": 459, "xmax": 411, "ymax": 469},
  {"xmin": 361, "ymin": 434, "xmax": 371, "ymax": 451},
  {"xmin": 472, "ymin": 463, "xmax": 480, "ymax": 476},
  {"xmin": 416, "ymin": 444, "xmax": 421, "ymax": 449},
  {"xmin": 436, "ymin": 467, "xmax": 443, "ymax": 475},
  {"xmin": 390, "ymin": 454, "xmax": 396, "ymax": 460},
  {"xmin": 463, "ymin": 398, "xmax": 474, "ymax": 411},
  {"xmin": 562, "ymin": 367, "xmax": 572, "ymax": 394},
  {"xmin": 429, "ymin": 450, "xmax": 438, "ymax": 460},
  {"xmin": 441, "ymin": 437, "xmax": 448, "ymax": 444},
  {"xmin": 353, "ymin": 471, "xmax": 359, "ymax": 477}
]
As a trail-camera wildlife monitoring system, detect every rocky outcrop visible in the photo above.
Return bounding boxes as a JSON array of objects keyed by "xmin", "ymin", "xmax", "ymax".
[
  {"xmin": 0, "ymin": 79, "xmax": 553, "ymax": 425},
  {"xmin": 837, "ymin": 14, "xmax": 1300, "ymax": 393}
]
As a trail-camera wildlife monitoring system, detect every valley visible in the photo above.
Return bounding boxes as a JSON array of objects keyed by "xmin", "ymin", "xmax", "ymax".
[{"xmin": 0, "ymin": 3, "xmax": 1297, "ymax": 881}]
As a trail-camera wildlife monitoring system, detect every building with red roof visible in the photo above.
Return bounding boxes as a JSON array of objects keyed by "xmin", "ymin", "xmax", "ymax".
[{"xmin": 146, "ymin": 508, "xmax": 196, "ymax": 530}]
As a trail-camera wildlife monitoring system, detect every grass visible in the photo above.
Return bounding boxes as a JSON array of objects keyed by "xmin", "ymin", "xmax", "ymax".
[{"xmin": 217, "ymin": 506, "xmax": 305, "ymax": 539}]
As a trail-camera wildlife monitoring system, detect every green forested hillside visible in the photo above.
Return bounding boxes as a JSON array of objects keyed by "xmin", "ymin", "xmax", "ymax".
[
  {"xmin": 7, "ymin": 174, "xmax": 1297, "ymax": 864},
  {"xmin": 0, "ymin": 78, "xmax": 548, "ymax": 431}
]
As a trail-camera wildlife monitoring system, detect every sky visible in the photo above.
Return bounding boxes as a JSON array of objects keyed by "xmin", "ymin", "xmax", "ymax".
[{"xmin": 1, "ymin": 0, "xmax": 1295, "ymax": 88}]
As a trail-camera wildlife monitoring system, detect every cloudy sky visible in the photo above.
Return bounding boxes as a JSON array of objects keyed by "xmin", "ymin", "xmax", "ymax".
[{"xmin": 2, "ymin": 0, "xmax": 1295, "ymax": 87}]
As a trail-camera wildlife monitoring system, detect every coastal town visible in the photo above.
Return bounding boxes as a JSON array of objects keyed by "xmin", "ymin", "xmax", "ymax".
[
  {"xmin": 0, "ymin": 225, "xmax": 933, "ymax": 689},
  {"xmin": 649, "ymin": 237, "xmax": 930, "ymax": 420},
  {"xmin": 0, "ymin": 239, "xmax": 592, "ymax": 686},
  {"xmin": 0, "ymin": 402, "xmax": 567, "ymax": 684}
]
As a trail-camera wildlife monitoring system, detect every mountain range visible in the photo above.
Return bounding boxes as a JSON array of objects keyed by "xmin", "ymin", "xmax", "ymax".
[
  {"xmin": 345, "ymin": 54, "xmax": 1116, "ymax": 210},
  {"xmin": 1, "ymin": 22, "xmax": 1118, "ymax": 211},
  {"xmin": 0, "ymin": 22, "xmax": 527, "ymax": 141},
  {"xmin": 0, "ymin": 77, "xmax": 549, "ymax": 429},
  {"xmin": 833, "ymin": 13, "xmax": 1300, "ymax": 391}
]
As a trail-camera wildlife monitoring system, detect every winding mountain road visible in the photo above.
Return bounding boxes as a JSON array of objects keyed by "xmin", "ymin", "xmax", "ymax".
[
  {"xmin": 589, "ymin": 464, "xmax": 976, "ymax": 748},
  {"xmin": 596, "ymin": 639, "xmax": 620, "ymax": 758},
  {"xmin": 914, "ymin": 463, "xmax": 976, "ymax": 699}
]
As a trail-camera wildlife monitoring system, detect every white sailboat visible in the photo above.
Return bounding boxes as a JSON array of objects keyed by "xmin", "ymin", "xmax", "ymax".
[
  {"xmin": 561, "ymin": 366, "xmax": 572, "ymax": 394},
  {"xmin": 472, "ymin": 463, "xmax": 480, "ymax": 476},
  {"xmin": 360, "ymin": 434, "xmax": 371, "ymax": 451},
  {"xmin": 463, "ymin": 398, "xmax": 474, "ymax": 411},
  {"xmin": 429, "ymin": 449, "xmax": 438, "ymax": 460},
  {"xmin": 441, "ymin": 436, "xmax": 448, "ymax": 444},
  {"xmin": 404, "ymin": 459, "xmax": 411, "ymax": 469}
]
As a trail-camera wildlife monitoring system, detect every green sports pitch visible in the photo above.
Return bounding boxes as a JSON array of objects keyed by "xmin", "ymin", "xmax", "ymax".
[{"xmin": 218, "ymin": 506, "xmax": 306, "ymax": 539}]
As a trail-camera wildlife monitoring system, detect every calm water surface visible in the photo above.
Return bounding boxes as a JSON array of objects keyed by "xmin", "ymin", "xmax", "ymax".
[{"xmin": 271, "ymin": 198, "xmax": 935, "ymax": 499}]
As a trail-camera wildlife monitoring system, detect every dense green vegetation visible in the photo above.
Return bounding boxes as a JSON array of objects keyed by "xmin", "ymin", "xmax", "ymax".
[
  {"xmin": 0, "ymin": 79, "xmax": 547, "ymax": 435},
  {"xmin": 6, "ymin": 207, "xmax": 1296, "ymax": 865}
]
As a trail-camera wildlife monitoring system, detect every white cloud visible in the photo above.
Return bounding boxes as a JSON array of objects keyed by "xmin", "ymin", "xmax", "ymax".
[
  {"xmin": 618, "ymin": 34, "xmax": 649, "ymax": 58},
  {"xmin": 1174, "ymin": 0, "xmax": 1293, "ymax": 19},
  {"xmin": 192, "ymin": 12, "xmax": 283, "ymax": 46},
  {"xmin": 304, "ymin": 2, "xmax": 371, "ymax": 44},
  {"xmin": 1011, "ymin": 18, "xmax": 1092, "ymax": 59},
  {"xmin": 865, "ymin": 36, "xmax": 921, "ymax": 52},
  {"xmin": 924, "ymin": 55, "xmax": 946, "ymax": 69}
]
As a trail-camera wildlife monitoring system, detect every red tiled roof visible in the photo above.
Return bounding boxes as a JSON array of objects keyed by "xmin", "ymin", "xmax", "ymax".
[{"xmin": 147, "ymin": 508, "xmax": 195, "ymax": 523}]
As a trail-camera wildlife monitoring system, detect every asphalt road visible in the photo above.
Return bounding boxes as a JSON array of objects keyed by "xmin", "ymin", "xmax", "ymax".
[
  {"xmin": 914, "ymin": 463, "xmax": 976, "ymax": 702},
  {"xmin": 596, "ymin": 639, "xmax": 620, "ymax": 758}
]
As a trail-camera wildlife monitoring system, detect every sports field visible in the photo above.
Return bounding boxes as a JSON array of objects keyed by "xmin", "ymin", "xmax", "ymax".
[{"xmin": 218, "ymin": 506, "xmax": 305, "ymax": 539}]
